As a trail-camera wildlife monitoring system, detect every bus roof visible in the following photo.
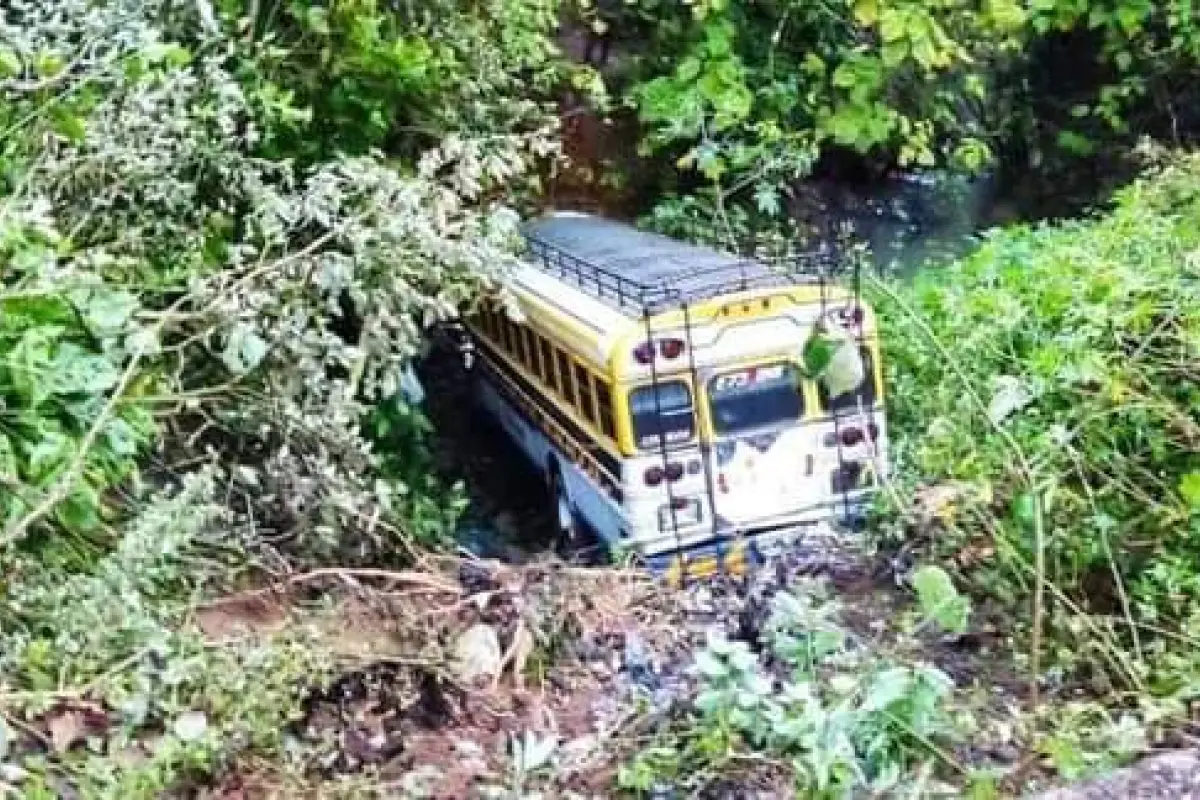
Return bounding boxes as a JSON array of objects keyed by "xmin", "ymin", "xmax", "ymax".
[{"xmin": 523, "ymin": 212, "xmax": 828, "ymax": 316}]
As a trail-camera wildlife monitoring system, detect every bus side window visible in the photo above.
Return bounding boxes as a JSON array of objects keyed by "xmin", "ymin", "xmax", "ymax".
[
  {"xmin": 514, "ymin": 323, "xmax": 529, "ymax": 365},
  {"xmin": 556, "ymin": 349, "xmax": 576, "ymax": 405},
  {"xmin": 596, "ymin": 381, "xmax": 616, "ymax": 439},
  {"xmin": 484, "ymin": 304, "xmax": 498, "ymax": 340},
  {"xmin": 524, "ymin": 327, "xmax": 541, "ymax": 375},
  {"xmin": 539, "ymin": 337, "xmax": 557, "ymax": 391},
  {"xmin": 575, "ymin": 363, "xmax": 596, "ymax": 423},
  {"xmin": 499, "ymin": 316, "xmax": 514, "ymax": 354}
]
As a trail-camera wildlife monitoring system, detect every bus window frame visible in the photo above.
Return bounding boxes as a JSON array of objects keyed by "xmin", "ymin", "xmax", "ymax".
[
  {"xmin": 555, "ymin": 348, "xmax": 576, "ymax": 406},
  {"xmin": 707, "ymin": 360, "xmax": 806, "ymax": 437},
  {"xmin": 538, "ymin": 336, "xmax": 557, "ymax": 391},
  {"xmin": 574, "ymin": 363, "xmax": 597, "ymax": 424},
  {"xmin": 627, "ymin": 378, "xmax": 697, "ymax": 451}
]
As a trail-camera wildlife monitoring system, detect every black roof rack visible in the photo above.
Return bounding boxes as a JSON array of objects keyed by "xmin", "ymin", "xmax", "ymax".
[{"xmin": 522, "ymin": 213, "xmax": 839, "ymax": 315}]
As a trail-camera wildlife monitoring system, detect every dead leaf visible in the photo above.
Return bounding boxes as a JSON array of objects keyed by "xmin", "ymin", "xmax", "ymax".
[
  {"xmin": 507, "ymin": 621, "xmax": 536, "ymax": 691},
  {"xmin": 47, "ymin": 710, "xmax": 86, "ymax": 754},
  {"xmin": 453, "ymin": 623, "xmax": 503, "ymax": 685}
]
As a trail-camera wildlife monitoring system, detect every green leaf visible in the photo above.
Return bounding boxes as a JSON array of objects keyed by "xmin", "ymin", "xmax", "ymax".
[
  {"xmin": 912, "ymin": 565, "xmax": 971, "ymax": 634},
  {"xmin": 880, "ymin": 9, "xmax": 908, "ymax": 42},
  {"xmin": 103, "ymin": 418, "xmax": 140, "ymax": 458},
  {"xmin": 832, "ymin": 63, "xmax": 858, "ymax": 89},
  {"xmin": 854, "ymin": 0, "xmax": 880, "ymax": 26},
  {"xmin": 863, "ymin": 667, "xmax": 913, "ymax": 711},
  {"xmin": 677, "ymin": 56, "xmax": 702, "ymax": 81},
  {"xmin": 694, "ymin": 650, "xmax": 728, "ymax": 680},
  {"xmin": 306, "ymin": 7, "xmax": 331, "ymax": 35},
  {"xmin": 221, "ymin": 323, "xmax": 269, "ymax": 374},
  {"xmin": 56, "ymin": 485, "xmax": 102, "ymax": 532},
  {"xmin": 72, "ymin": 286, "xmax": 139, "ymax": 337},
  {"xmin": 1012, "ymin": 491, "xmax": 1036, "ymax": 529},
  {"xmin": 51, "ymin": 110, "xmax": 87, "ymax": 143},
  {"xmin": 0, "ymin": 47, "xmax": 21, "ymax": 78},
  {"xmin": 27, "ymin": 430, "xmax": 74, "ymax": 482},
  {"xmin": 1179, "ymin": 472, "xmax": 1200, "ymax": 511},
  {"xmin": 1115, "ymin": 5, "xmax": 1144, "ymax": 34},
  {"xmin": 33, "ymin": 51, "xmax": 64, "ymax": 77},
  {"xmin": 1057, "ymin": 129, "xmax": 1095, "ymax": 156},
  {"xmin": 753, "ymin": 183, "xmax": 781, "ymax": 216},
  {"xmin": 48, "ymin": 343, "xmax": 120, "ymax": 394},
  {"xmin": 802, "ymin": 331, "xmax": 838, "ymax": 376}
]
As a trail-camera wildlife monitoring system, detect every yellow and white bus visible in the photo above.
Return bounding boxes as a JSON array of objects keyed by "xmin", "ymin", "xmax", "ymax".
[{"xmin": 461, "ymin": 212, "xmax": 886, "ymax": 580}]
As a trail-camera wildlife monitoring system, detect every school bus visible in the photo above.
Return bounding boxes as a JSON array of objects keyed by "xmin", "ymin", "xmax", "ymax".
[{"xmin": 462, "ymin": 212, "xmax": 886, "ymax": 581}]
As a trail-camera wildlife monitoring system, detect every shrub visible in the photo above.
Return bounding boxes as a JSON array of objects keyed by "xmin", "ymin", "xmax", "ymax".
[{"xmin": 877, "ymin": 152, "xmax": 1200, "ymax": 674}]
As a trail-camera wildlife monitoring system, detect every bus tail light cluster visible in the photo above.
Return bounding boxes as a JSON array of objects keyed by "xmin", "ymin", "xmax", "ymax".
[
  {"xmin": 644, "ymin": 461, "xmax": 684, "ymax": 486},
  {"xmin": 837, "ymin": 304, "xmax": 865, "ymax": 326},
  {"xmin": 823, "ymin": 423, "xmax": 880, "ymax": 448},
  {"xmin": 633, "ymin": 337, "xmax": 686, "ymax": 364}
]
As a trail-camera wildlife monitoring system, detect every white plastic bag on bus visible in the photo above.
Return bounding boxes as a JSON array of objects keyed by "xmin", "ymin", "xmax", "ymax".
[
  {"xmin": 802, "ymin": 324, "xmax": 864, "ymax": 399},
  {"xmin": 823, "ymin": 336, "xmax": 865, "ymax": 398}
]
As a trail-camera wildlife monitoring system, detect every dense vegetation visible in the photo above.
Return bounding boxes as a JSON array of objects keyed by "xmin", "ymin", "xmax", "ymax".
[
  {"xmin": 583, "ymin": 0, "xmax": 1200, "ymax": 221},
  {"xmin": 0, "ymin": 0, "xmax": 1197, "ymax": 796},
  {"xmin": 880, "ymin": 151, "xmax": 1200, "ymax": 694}
]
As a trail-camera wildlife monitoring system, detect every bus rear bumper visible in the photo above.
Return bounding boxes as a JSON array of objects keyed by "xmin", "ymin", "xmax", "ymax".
[{"xmin": 642, "ymin": 519, "xmax": 842, "ymax": 586}]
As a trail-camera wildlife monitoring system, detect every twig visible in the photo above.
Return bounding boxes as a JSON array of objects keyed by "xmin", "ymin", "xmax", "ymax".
[
  {"xmin": 193, "ymin": 567, "xmax": 462, "ymax": 611},
  {"xmin": 1064, "ymin": 445, "xmax": 1144, "ymax": 665},
  {"xmin": 0, "ymin": 710, "xmax": 51, "ymax": 749}
]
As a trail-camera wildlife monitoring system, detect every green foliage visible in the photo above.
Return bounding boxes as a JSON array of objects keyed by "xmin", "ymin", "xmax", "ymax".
[
  {"xmin": 912, "ymin": 565, "xmax": 972, "ymax": 635},
  {"xmin": 0, "ymin": 0, "xmax": 563, "ymax": 793},
  {"xmin": 0, "ymin": 233, "xmax": 157, "ymax": 537},
  {"xmin": 879, "ymin": 152, "xmax": 1200, "ymax": 680},
  {"xmin": 1, "ymin": 472, "xmax": 334, "ymax": 795},
  {"xmin": 246, "ymin": 0, "xmax": 579, "ymax": 168},
  {"xmin": 621, "ymin": 585, "xmax": 959, "ymax": 797},
  {"xmin": 601, "ymin": 0, "xmax": 1200, "ymax": 219},
  {"xmin": 367, "ymin": 393, "xmax": 467, "ymax": 546},
  {"xmin": 618, "ymin": 0, "xmax": 1005, "ymax": 201},
  {"xmin": 1035, "ymin": 702, "xmax": 1148, "ymax": 781}
]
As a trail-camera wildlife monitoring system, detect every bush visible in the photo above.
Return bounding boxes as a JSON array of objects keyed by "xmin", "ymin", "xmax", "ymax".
[{"xmin": 877, "ymin": 152, "xmax": 1200, "ymax": 675}]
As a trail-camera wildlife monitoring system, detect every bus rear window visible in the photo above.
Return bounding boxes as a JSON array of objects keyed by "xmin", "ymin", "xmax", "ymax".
[
  {"xmin": 709, "ymin": 363, "xmax": 803, "ymax": 435},
  {"xmin": 818, "ymin": 347, "xmax": 878, "ymax": 413},
  {"xmin": 629, "ymin": 381, "xmax": 694, "ymax": 449}
]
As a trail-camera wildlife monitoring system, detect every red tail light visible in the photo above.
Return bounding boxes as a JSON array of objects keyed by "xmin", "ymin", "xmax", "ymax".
[
  {"xmin": 838, "ymin": 304, "xmax": 865, "ymax": 325},
  {"xmin": 840, "ymin": 427, "xmax": 864, "ymax": 446},
  {"xmin": 664, "ymin": 461, "xmax": 684, "ymax": 481},
  {"xmin": 717, "ymin": 473, "xmax": 729, "ymax": 494},
  {"xmin": 644, "ymin": 466, "xmax": 664, "ymax": 486},
  {"xmin": 658, "ymin": 338, "xmax": 685, "ymax": 359},
  {"xmin": 632, "ymin": 338, "xmax": 686, "ymax": 364},
  {"xmin": 825, "ymin": 424, "xmax": 880, "ymax": 448},
  {"xmin": 670, "ymin": 497, "xmax": 690, "ymax": 510}
]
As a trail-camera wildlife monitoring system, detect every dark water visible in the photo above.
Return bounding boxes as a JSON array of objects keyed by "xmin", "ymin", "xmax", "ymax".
[
  {"xmin": 794, "ymin": 170, "xmax": 998, "ymax": 276},
  {"xmin": 416, "ymin": 348, "xmax": 558, "ymax": 559}
]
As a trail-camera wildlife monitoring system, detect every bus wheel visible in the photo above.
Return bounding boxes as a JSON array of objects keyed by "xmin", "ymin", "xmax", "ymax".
[{"xmin": 548, "ymin": 469, "xmax": 584, "ymax": 555}]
